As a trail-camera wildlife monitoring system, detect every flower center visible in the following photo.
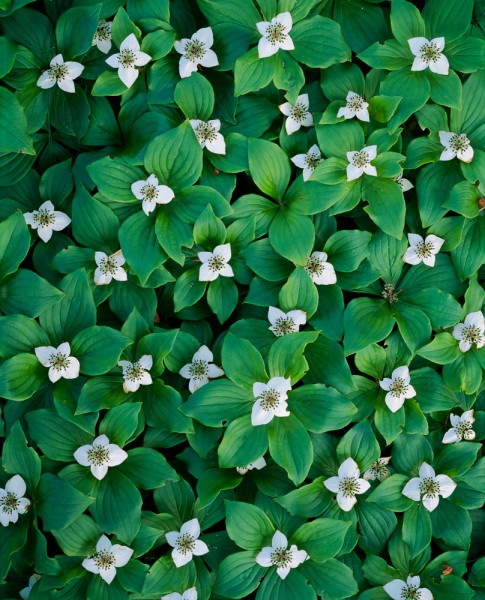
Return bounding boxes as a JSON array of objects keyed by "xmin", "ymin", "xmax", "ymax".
[
  {"xmin": 33, "ymin": 209, "xmax": 55, "ymax": 227},
  {"xmin": 290, "ymin": 103, "xmax": 309, "ymax": 124},
  {"xmin": 49, "ymin": 352, "xmax": 69, "ymax": 371},
  {"xmin": 304, "ymin": 256, "xmax": 324, "ymax": 276},
  {"xmin": 195, "ymin": 122, "xmax": 217, "ymax": 143},
  {"xmin": 273, "ymin": 317, "xmax": 296, "ymax": 337},
  {"xmin": 189, "ymin": 360, "xmax": 209, "ymax": 379},
  {"xmin": 416, "ymin": 241, "xmax": 434, "ymax": 259},
  {"xmin": 368, "ymin": 460, "xmax": 390, "ymax": 480},
  {"xmin": 236, "ymin": 464, "xmax": 251, "ymax": 475},
  {"xmin": 49, "ymin": 64, "xmax": 69, "ymax": 81},
  {"xmin": 95, "ymin": 21, "xmax": 111, "ymax": 41},
  {"xmin": 0, "ymin": 492, "xmax": 20, "ymax": 514},
  {"xmin": 338, "ymin": 477, "xmax": 359, "ymax": 497},
  {"xmin": 304, "ymin": 152, "xmax": 322, "ymax": 170},
  {"xmin": 389, "ymin": 377, "xmax": 408, "ymax": 398},
  {"xmin": 118, "ymin": 49, "xmax": 137, "ymax": 68},
  {"xmin": 352, "ymin": 150, "xmax": 371, "ymax": 168},
  {"xmin": 382, "ymin": 282, "xmax": 401, "ymax": 303},
  {"xmin": 266, "ymin": 23, "xmax": 288, "ymax": 45},
  {"xmin": 125, "ymin": 362, "xmax": 145, "ymax": 382},
  {"xmin": 87, "ymin": 445, "xmax": 110, "ymax": 466},
  {"xmin": 259, "ymin": 389, "xmax": 281, "ymax": 411},
  {"xmin": 420, "ymin": 41, "xmax": 442, "ymax": 64},
  {"xmin": 402, "ymin": 585, "xmax": 421, "ymax": 600},
  {"xmin": 94, "ymin": 550, "xmax": 115, "ymax": 570},
  {"xmin": 449, "ymin": 133, "xmax": 470, "ymax": 153},
  {"xmin": 98, "ymin": 257, "xmax": 117, "ymax": 275},
  {"xmin": 184, "ymin": 40, "xmax": 206, "ymax": 61},
  {"xmin": 419, "ymin": 477, "xmax": 440, "ymax": 497},
  {"xmin": 461, "ymin": 325, "xmax": 483, "ymax": 346},
  {"xmin": 208, "ymin": 254, "xmax": 226, "ymax": 272},
  {"xmin": 456, "ymin": 420, "xmax": 473, "ymax": 438},
  {"xmin": 141, "ymin": 184, "xmax": 158, "ymax": 201},
  {"xmin": 348, "ymin": 94, "xmax": 364, "ymax": 110},
  {"xmin": 271, "ymin": 547, "xmax": 292, "ymax": 568},
  {"xmin": 176, "ymin": 533, "xmax": 196, "ymax": 554}
]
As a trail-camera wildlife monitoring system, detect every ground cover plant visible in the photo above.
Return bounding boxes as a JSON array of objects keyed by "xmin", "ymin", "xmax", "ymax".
[{"xmin": 0, "ymin": 0, "xmax": 484, "ymax": 598}]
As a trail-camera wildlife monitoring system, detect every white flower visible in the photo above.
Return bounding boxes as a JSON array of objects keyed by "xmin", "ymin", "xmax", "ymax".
[
  {"xmin": 118, "ymin": 355, "xmax": 153, "ymax": 393},
  {"xmin": 323, "ymin": 457, "xmax": 371, "ymax": 512},
  {"xmin": 131, "ymin": 174, "xmax": 175, "ymax": 216},
  {"xmin": 337, "ymin": 91, "xmax": 369, "ymax": 122},
  {"xmin": 190, "ymin": 119, "xmax": 225, "ymax": 154},
  {"xmin": 74, "ymin": 434, "xmax": 128, "ymax": 480},
  {"xmin": 24, "ymin": 200, "xmax": 71, "ymax": 243},
  {"xmin": 363, "ymin": 457, "xmax": 391, "ymax": 481},
  {"xmin": 0, "ymin": 475, "xmax": 30, "ymax": 527},
  {"xmin": 82, "ymin": 535, "xmax": 133, "ymax": 585},
  {"xmin": 291, "ymin": 145, "xmax": 322, "ymax": 181},
  {"xmin": 20, "ymin": 574, "xmax": 41, "ymax": 600},
  {"xmin": 166, "ymin": 518, "xmax": 209, "ymax": 567},
  {"xmin": 162, "ymin": 588, "xmax": 197, "ymax": 600},
  {"xmin": 304, "ymin": 252, "xmax": 337, "ymax": 285},
  {"xmin": 279, "ymin": 94, "xmax": 313, "ymax": 135},
  {"xmin": 198, "ymin": 243, "xmax": 234, "ymax": 281},
  {"xmin": 439, "ymin": 131, "xmax": 474, "ymax": 163},
  {"xmin": 236, "ymin": 456, "xmax": 267, "ymax": 475},
  {"xmin": 268, "ymin": 306, "xmax": 306, "ymax": 337},
  {"xmin": 174, "ymin": 27, "xmax": 218, "ymax": 79},
  {"xmin": 106, "ymin": 33, "xmax": 151, "ymax": 89},
  {"xmin": 453, "ymin": 311, "xmax": 485, "ymax": 352},
  {"xmin": 394, "ymin": 174, "xmax": 414, "ymax": 191},
  {"xmin": 92, "ymin": 20, "xmax": 112, "ymax": 54},
  {"xmin": 346, "ymin": 145, "xmax": 377, "ymax": 181},
  {"xmin": 402, "ymin": 233, "xmax": 445, "ymax": 267},
  {"xmin": 379, "ymin": 366, "xmax": 416, "ymax": 413},
  {"xmin": 36, "ymin": 54, "xmax": 84, "ymax": 93},
  {"xmin": 251, "ymin": 377, "xmax": 291, "ymax": 426},
  {"xmin": 179, "ymin": 345, "xmax": 224, "ymax": 393},
  {"xmin": 94, "ymin": 250, "xmax": 127, "ymax": 285},
  {"xmin": 443, "ymin": 410, "xmax": 476, "ymax": 444},
  {"xmin": 35, "ymin": 342, "xmax": 80, "ymax": 383},
  {"xmin": 256, "ymin": 12, "xmax": 294, "ymax": 59},
  {"xmin": 384, "ymin": 575, "xmax": 433, "ymax": 600},
  {"xmin": 408, "ymin": 36, "xmax": 449, "ymax": 75},
  {"xmin": 402, "ymin": 462, "xmax": 456, "ymax": 512},
  {"xmin": 256, "ymin": 530, "xmax": 308, "ymax": 580}
]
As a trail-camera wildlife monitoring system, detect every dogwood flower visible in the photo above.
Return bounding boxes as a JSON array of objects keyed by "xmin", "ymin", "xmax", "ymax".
[
  {"xmin": 291, "ymin": 145, "xmax": 322, "ymax": 181},
  {"xmin": 94, "ymin": 250, "xmax": 127, "ymax": 285},
  {"xmin": 190, "ymin": 119, "xmax": 225, "ymax": 154},
  {"xmin": 174, "ymin": 27, "xmax": 218, "ymax": 78},
  {"xmin": 198, "ymin": 243, "xmax": 234, "ymax": 281},
  {"xmin": 402, "ymin": 462, "xmax": 456, "ymax": 512},
  {"xmin": 35, "ymin": 342, "xmax": 80, "ymax": 383},
  {"xmin": 452, "ymin": 311, "xmax": 485, "ymax": 352},
  {"xmin": 402, "ymin": 233, "xmax": 445, "ymax": 267},
  {"xmin": 74, "ymin": 435, "xmax": 128, "ymax": 480},
  {"xmin": 337, "ymin": 91, "xmax": 369, "ymax": 122},
  {"xmin": 36, "ymin": 54, "xmax": 84, "ymax": 93},
  {"xmin": 439, "ymin": 131, "xmax": 474, "ymax": 163},
  {"xmin": 24, "ymin": 200, "xmax": 71, "ymax": 243},
  {"xmin": 379, "ymin": 366, "xmax": 416, "ymax": 413},
  {"xmin": 20, "ymin": 574, "xmax": 41, "ymax": 600},
  {"xmin": 252, "ymin": 377, "xmax": 291, "ymax": 426},
  {"xmin": 304, "ymin": 252, "xmax": 337, "ymax": 285},
  {"xmin": 408, "ymin": 36, "xmax": 449, "ymax": 75},
  {"xmin": 131, "ymin": 174, "xmax": 175, "ymax": 216},
  {"xmin": 162, "ymin": 588, "xmax": 197, "ymax": 600},
  {"xmin": 236, "ymin": 456, "xmax": 267, "ymax": 475},
  {"xmin": 92, "ymin": 20, "xmax": 112, "ymax": 54},
  {"xmin": 324, "ymin": 457, "xmax": 371, "ymax": 512},
  {"xmin": 384, "ymin": 576, "xmax": 433, "ymax": 600},
  {"xmin": 106, "ymin": 34, "xmax": 151, "ymax": 88},
  {"xmin": 268, "ymin": 306, "xmax": 306, "ymax": 337},
  {"xmin": 179, "ymin": 345, "xmax": 224, "ymax": 393},
  {"xmin": 279, "ymin": 94, "xmax": 313, "ymax": 135},
  {"xmin": 166, "ymin": 518, "xmax": 209, "ymax": 567},
  {"xmin": 118, "ymin": 355, "xmax": 153, "ymax": 393},
  {"xmin": 394, "ymin": 174, "xmax": 414, "ymax": 191},
  {"xmin": 346, "ymin": 145, "xmax": 377, "ymax": 181},
  {"xmin": 363, "ymin": 457, "xmax": 391, "ymax": 481},
  {"xmin": 443, "ymin": 411, "xmax": 475, "ymax": 444},
  {"xmin": 256, "ymin": 531, "xmax": 308, "ymax": 580},
  {"xmin": 82, "ymin": 535, "xmax": 133, "ymax": 585},
  {"xmin": 0, "ymin": 475, "xmax": 30, "ymax": 527},
  {"xmin": 256, "ymin": 12, "xmax": 294, "ymax": 58}
]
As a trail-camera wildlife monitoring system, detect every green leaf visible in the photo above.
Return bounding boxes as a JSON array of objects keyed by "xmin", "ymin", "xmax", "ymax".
[
  {"xmin": 99, "ymin": 403, "xmax": 141, "ymax": 447},
  {"xmin": 207, "ymin": 276, "xmax": 238, "ymax": 324},
  {"xmin": 218, "ymin": 415, "xmax": 268, "ymax": 468},
  {"xmin": 221, "ymin": 333, "xmax": 268, "ymax": 390},
  {"xmin": 363, "ymin": 178, "xmax": 405, "ymax": 239},
  {"xmin": 234, "ymin": 48, "xmax": 276, "ymax": 96},
  {"xmin": 2, "ymin": 421, "xmax": 41, "ymax": 489},
  {"xmin": 390, "ymin": 0, "xmax": 426, "ymax": 44},
  {"xmin": 71, "ymin": 326, "xmax": 131, "ymax": 376},
  {"xmin": 268, "ymin": 331, "xmax": 319, "ymax": 383},
  {"xmin": 291, "ymin": 16, "xmax": 351, "ymax": 67},
  {"xmin": 324, "ymin": 230, "xmax": 371, "ymax": 272},
  {"xmin": 37, "ymin": 473, "xmax": 93, "ymax": 531},
  {"xmin": 193, "ymin": 204, "xmax": 226, "ymax": 248},
  {"xmin": 381, "ymin": 70, "xmax": 430, "ymax": 133},
  {"xmin": 0, "ymin": 353, "xmax": 46, "ymax": 401},
  {"xmin": 173, "ymin": 267, "xmax": 207, "ymax": 312},
  {"xmin": 357, "ymin": 502, "xmax": 398, "ymax": 555},
  {"xmin": 367, "ymin": 474, "xmax": 414, "ymax": 512},
  {"xmin": 0, "ymin": 87, "xmax": 34, "ymax": 154},
  {"xmin": 343, "ymin": 298, "xmax": 395, "ymax": 355},
  {"xmin": 226, "ymin": 501, "xmax": 275, "ymax": 550},
  {"xmin": 72, "ymin": 186, "xmax": 119, "ymax": 252},
  {"xmin": 293, "ymin": 518, "xmax": 350, "ymax": 562},
  {"xmin": 0, "ymin": 210, "xmax": 30, "ymax": 281},
  {"xmin": 215, "ymin": 551, "xmax": 266, "ymax": 599},
  {"xmin": 269, "ymin": 208, "xmax": 314, "ymax": 265},
  {"xmin": 55, "ymin": 5, "xmax": 100, "ymax": 58},
  {"xmin": 422, "ymin": 0, "xmax": 474, "ymax": 42},
  {"xmin": 174, "ymin": 73, "xmax": 214, "ymax": 120},
  {"xmin": 248, "ymin": 138, "xmax": 290, "ymax": 201},
  {"xmin": 301, "ymin": 558, "xmax": 358, "ymax": 599},
  {"xmin": 279, "ymin": 267, "xmax": 319, "ymax": 318},
  {"xmin": 417, "ymin": 333, "xmax": 462, "ymax": 365},
  {"xmin": 336, "ymin": 420, "xmax": 380, "ymax": 471},
  {"xmin": 289, "ymin": 385, "xmax": 356, "ymax": 433},
  {"xmin": 268, "ymin": 415, "xmax": 313, "ymax": 485},
  {"xmin": 358, "ymin": 39, "xmax": 411, "ymax": 71},
  {"xmin": 0, "ymin": 269, "xmax": 63, "ymax": 318},
  {"xmin": 87, "ymin": 157, "xmax": 144, "ymax": 203}
]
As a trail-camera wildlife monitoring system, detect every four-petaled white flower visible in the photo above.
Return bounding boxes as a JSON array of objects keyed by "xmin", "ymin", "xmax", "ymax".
[
  {"xmin": 166, "ymin": 518, "xmax": 209, "ymax": 567},
  {"xmin": 162, "ymin": 587, "xmax": 198, "ymax": 600},
  {"xmin": 118, "ymin": 355, "xmax": 153, "ymax": 393},
  {"xmin": 190, "ymin": 119, "xmax": 225, "ymax": 154},
  {"xmin": 291, "ymin": 145, "xmax": 322, "ymax": 181},
  {"xmin": 439, "ymin": 131, "xmax": 474, "ymax": 163},
  {"xmin": 251, "ymin": 377, "xmax": 291, "ymax": 426},
  {"xmin": 384, "ymin": 575, "xmax": 433, "ymax": 600},
  {"xmin": 402, "ymin": 462, "xmax": 456, "ymax": 512},
  {"xmin": 443, "ymin": 410, "xmax": 476, "ymax": 444},
  {"xmin": 324, "ymin": 457, "xmax": 371, "ymax": 512},
  {"xmin": 131, "ymin": 174, "xmax": 175, "ymax": 216},
  {"xmin": 74, "ymin": 434, "xmax": 128, "ymax": 480},
  {"xmin": 198, "ymin": 243, "xmax": 234, "ymax": 281},
  {"xmin": 19, "ymin": 574, "xmax": 41, "ymax": 600},
  {"xmin": 279, "ymin": 94, "xmax": 313, "ymax": 135},
  {"xmin": 346, "ymin": 145, "xmax": 377, "ymax": 181},
  {"xmin": 379, "ymin": 366, "xmax": 416, "ymax": 413},
  {"xmin": 408, "ymin": 36, "xmax": 449, "ymax": 75},
  {"xmin": 363, "ymin": 457, "xmax": 391, "ymax": 481},
  {"xmin": 92, "ymin": 20, "xmax": 112, "ymax": 54},
  {"xmin": 337, "ymin": 91, "xmax": 369, "ymax": 122},
  {"xmin": 94, "ymin": 250, "xmax": 127, "ymax": 285},
  {"xmin": 256, "ymin": 531, "xmax": 308, "ymax": 580},
  {"xmin": 37, "ymin": 54, "xmax": 84, "ymax": 93},
  {"xmin": 35, "ymin": 342, "xmax": 80, "ymax": 383},
  {"xmin": 268, "ymin": 306, "xmax": 306, "ymax": 337},
  {"xmin": 304, "ymin": 252, "xmax": 337, "ymax": 285},
  {"xmin": 179, "ymin": 345, "xmax": 224, "ymax": 393},
  {"xmin": 236, "ymin": 456, "xmax": 267, "ymax": 475},
  {"xmin": 174, "ymin": 27, "xmax": 218, "ymax": 79},
  {"xmin": 24, "ymin": 200, "xmax": 71, "ymax": 243},
  {"xmin": 0, "ymin": 475, "xmax": 30, "ymax": 527},
  {"xmin": 395, "ymin": 174, "xmax": 414, "ymax": 191},
  {"xmin": 452, "ymin": 311, "xmax": 485, "ymax": 352},
  {"xmin": 256, "ymin": 12, "xmax": 294, "ymax": 59},
  {"xmin": 402, "ymin": 233, "xmax": 445, "ymax": 267},
  {"xmin": 82, "ymin": 534, "xmax": 133, "ymax": 585},
  {"xmin": 106, "ymin": 34, "xmax": 151, "ymax": 89}
]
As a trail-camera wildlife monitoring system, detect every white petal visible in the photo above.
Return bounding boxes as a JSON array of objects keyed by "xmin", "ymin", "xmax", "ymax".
[
  {"xmin": 356, "ymin": 479, "xmax": 371, "ymax": 495},
  {"xmin": 337, "ymin": 106, "xmax": 355, "ymax": 120},
  {"xmin": 165, "ymin": 531, "xmax": 179, "ymax": 547},
  {"xmin": 48, "ymin": 367, "xmax": 63, "ymax": 382},
  {"xmin": 37, "ymin": 71, "xmax": 56, "ymax": 89},
  {"xmin": 297, "ymin": 94, "xmax": 309, "ymax": 109},
  {"xmin": 199, "ymin": 263, "xmax": 218, "ymax": 281},
  {"xmin": 63, "ymin": 357, "xmax": 80, "ymax": 379},
  {"xmin": 50, "ymin": 54, "xmax": 64, "ymax": 67},
  {"xmin": 464, "ymin": 311, "xmax": 484, "ymax": 328},
  {"xmin": 290, "ymin": 547, "xmax": 308, "ymax": 567},
  {"xmin": 112, "ymin": 544, "xmax": 133, "ymax": 567},
  {"xmin": 57, "ymin": 78, "xmax": 76, "ymax": 93},
  {"xmin": 100, "ymin": 565, "xmax": 117, "ymax": 584},
  {"xmin": 442, "ymin": 428, "xmax": 459, "ymax": 444},
  {"xmin": 385, "ymin": 393, "xmax": 405, "ymax": 413},
  {"xmin": 272, "ymin": 400, "xmax": 290, "ymax": 417},
  {"xmin": 133, "ymin": 51, "xmax": 151, "ymax": 67},
  {"xmin": 459, "ymin": 339, "xmax": 472, "ymax": 352},
  {"xmin": 268, "ymin": 306, "xmax": 286, "ymax": 325},
  {"xmin": 96, "ymin": 535, "xmax": 112, "ymax": 553},
  {"xmin": 402, "ymin": 478, "xmax": 421, "ymax": 501},
  {"xmin": 138, "ymin": 355, "xmax": 153, "ymax": 370},
  {"xmin": 107, "ymin": 445, "xmax": 128, "ymax": 467},
  {"xmin": 287, "ymin": 310, "xmax": 306, "ymax": 326},
  {"xmin": 428, "ymin": 54, "xmax": 449, "ymax": 75},
  {"xmin": 407, "ymin": 37, "xmax": 429, "ymax": 56},
  {"xmin": 106, "ymin": 54, "xmax": 121, "ymax": 68},
  {"xmin": 113, "ymin": 267, "xmax": 127, "ymax": 281},
  {"xmin": 407, "ymin": 576, "xmax": 421, "ymax": 588},
  {"xmin": 278, "ymin": 36, "xmax": 294, "ymax": 51},
  {"xmin": 16, "ymin": 497, "xmax": 30, "ymax": 514},
  {"xmin": 440, "ymin": 149, "xmax": 456, "ymax": 162},
  {"xmin": 338, "ymin": 457, "xmax": 359, "ymax": 479},
  {"xmin": 279, "ymin": 102, "xmax": 292, "ymax": 117},
  {"xmin": 276, "ymin": 12, "xmax": 293, "ymax": 32},
  {"xmin": 174, "ymin": 39, "xmax": 188, "ymax": 55},
  {"xmin": 439, "ymin": 131, "xmax": 454, "ymax": 146},
  {"xmin": 384, "ymin": 579, "xmax": 407, "ymax": 600},
  {"xmin": 74, "ymin": 445, "xmax": 92, "ymax": 466},
  {"xmin": 97, "ymin": 39, "xmax": 112, "ymax": 54},
  {"xmin": 118, "ymin": 66, "xmax": 138, "ymax": 88},
  {"xmin": 379, "ymin": 378, "xmax": 392, "ymax": 391},
  {"xmin": 411, "ymin": 56, "xmax": 428, "ymax": 71},
  {"xmin": 301, "ymin": 112, "xmax": 314, "ymax": 127},
  {"xmin": 35, "ymin": 346, "xmax": 56, "ymax": 366},
  {"xmin": 253, "ymin": 382, "xmax": 268, "ymax": 397},
  {"xmin": 256, "ymin": 546, "xmax": 273, "ymax": 567},
  {"xmin": 219, "ymin": 264, "xmax": 234, "ymax": 278},
  {"xmin": 65, "ymin": 61, "xmax": 84, "ymax": 79},
  {"xmin": 403, "ymin": 247, "xmax": 422, "ymax": 265},
  {"xmin": 422, "ymin": 494, "xmax": 439, "ymax": 512},
  {"xmin": 252, "ymin": 399, "xmax": 274, "ymax": 426},
  {"xmin": 462, "ymin": 410, "xmax": 475, "ymax": 423},
  {"xmin": 285, "ymin": 116, "xmax": 301, "ymax": 135},
  {"xmin": 192, "ymin": 539, "xmax": 209, "ymax": 556},
  {"xmin": 172, "ymin": 548, "xmax": 192, "ymax": 567},
  {"xmin": 336, "ymin": 492, "xmax": 357, "ymax": 512},
  {"xmin": 142, "ymin": 199, "xmax": 155, "ymax": 215},
  {"xmin": 432, "ymin": 37, "xmax": 445, "ymax": 51},
  {"xmin": 422, "ymin": 254, "xmax": 436, "ymax": 267},
  {"xmin": 37, "ymin": 226, "xmax": 53, "ymax": 242},
  {"xmin": 179, "ymin": 57, "xmax": 197, "ymax": 78},
  {"xmin": 183, "ymin": 588, "xmax": 198, "ymax": 600},
  {"xmin": 356, "ymin": 107, "xmax": 370, "ymax": 122},
  {"xmin": 214, "ymin": 243, "xmax": 231, "ymax": 261},
  {"xmin": 93, "ymin": 434, "xmax": 109, "ymax": 446},
  {"xmin": 272, "ymin": 530, "xmax": 288, "ymax": 549},
  {"xmin": 199, "ymin": 49, "xmax": 219, "ymax": 68},
  {"xmin": 458, "ymin": 145, "xmax": 474, "ymax": 163},
  {"xmin": 82, "ymin": 558, "xmax": 100, "ymax": 575},
  {"xmin": 5, "ymin": 475, "xmax": 26, "ymax": 498},
  {"xmin": 91, "ymin": 464, "xmax": 109, "ymax": 480},
  {"xmin": 392, "ymin": 366, "xmax": 410, "ymax": 382},
  {"xmin": 140, "ymin": 371, "xmax": 152, "ymax": 386},
  {"xmin": 436, "ymin": 474, "xmax": 456, "ymax": 498},
  {"xmin": 207, "ymin": 364, "xmax": 224, "ymax": 378},
  {"xmin": 156, "ymin": 185, "xmax": 175, "ymax": 204},
  {"xmin": 425, "ymin": 234, "xmax": 445, "ymax": 253},
  {"xmin": 193, "ymin": 345, "xmax": 213, "ymax": 363},
  {"xmin": 364, "ymin": 145, "xmax": 377, "ymax": 160},
  {"xmin": 419, "ymin": 589, "xmax": 433, "ymax": 600},
  {"xmin": 347, "ymin": 163, "xmax": 363, "ymax": 181},
  {"xmin": 193, "ymin": 27, "xmax": 213, "ymax": 48},
  {"xmin": 363, "ymin": 164, "xmax": 377, "ymax": 177},
  {"xmin": 270, "ymin": 377, "xmax": 292, "ymax": 395},
  {"xmin": 206, "ymin": 133, "xmax": 226, "ymax": 155},
  {"xmin": 181, "ymin": 518, "xmax": 200, "ymax": 539},
  {"xmin": 277, "ymin": 566, "xmax": 291, "ymax": 580},
  {"xmin": 324, "ymin": 476, "xmax": 341, "ymax": 493},
  {"xmin": 419, "ymin": 462, "xmax": 435, "ymax": 479},
  {"xmin": 131, "ymin": 179, "xmax": 146, "ymax": 199},
  {"xmin": 179, "ymin": 364, "xmax": 192, "ymax": 379},
  {"xmin": 120, "ymin": 34, "xmax": 140, "ymax": 53}
]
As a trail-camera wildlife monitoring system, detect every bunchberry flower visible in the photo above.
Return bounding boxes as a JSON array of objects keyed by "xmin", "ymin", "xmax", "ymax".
[
  {"xmin": 268, "ymin": 306, "xmax": 306, "ymax": 337},
  {"xmin": 24, "ymin": 200, "xmax": 71, "ymax": 243},
  {"xmin": 394, "ymin": 174, "xmax": 414, "ymax": 191},
  {"xmin": 363, "ymin": 457, "xmax": 391, "ymax": 481},
  {"xmin": 74, "ymin": 434, "xmax": 128, "ymax": 480},
  {"xmin": 190, "ymin": 119, "xmax": 225, "ymax": 154},
  {"xmin": 82, "ymin": 535, "xmax": 133, "ymax": 584},
  {"xmin": 279, "ymin": 94, "xmax": 313, "ymax": 135},
  {"xmin": 291, "ymin": 145, "xmax": 323, "ymax": 181},
  {"xmin": 443, "ymin": 411, "xmax": 475, "ymax": 444},
  {"xmin": 37, "ymin": 54, "xmax": 84, "ymax": 93},
  {"xmin": 35, "ymin": 342, "xmax": 80, "ymax": 382},
  {"xmin": 94, "ymin": 250, "xmax": 127, "ymax": 285},
  {"xmin": 179, "ymin": 345, "xmax": 224, "ymax": 393},
  {"xmin": 198, "ymin": 244, "xmax": 234, "ymax": 281},
  {"xmin": 166, "ymin": 518, "xmax": 209, "ymax": 567},
  {"xmin": 402, "ymin": 462, "xmax": 456, "ymax": 512},
  {"xmin": 337, "ymin": 91, "xmax": 369, "ymax": 122},
  {"xmin": 403, "ymin": 233, "xmax": 445, "ymax": 267},
  {"xmin": 118, "ymin": 355, "xmax": 153, "ymax": 393},
  {"xmin": 236, "ymin": 456, "xmax": 267, "ymax": 475},
  {"xmin": 346, "ymin": 145, "xmax": 377, "ymax": 181},
  {"xmin": 252, "ymin": 377, "xmax": 291, "ymax": 426},
  {"xmin": 0, "ymin": 475, "xmax": 30, "ymax": 527},
  {"xmin": 379, "ymin": 366, "xmax": 416, "ymax": 413},
  {"xmin": 439, "ymin": 131, "xmax": 474, "ymax": 163},
  {"xmin": 256, "ymin": 12, "xmax": 294, "ymax": 58},
  {"xmin": 324, "ymin": 457, "xmax": 370, "ymax": 512},
  {"xmin": 131, "ymin": 174, "xmax": 175, "ymax": 216},
  {"xmin": 384, "ymin": 575, "xmax": 433, "ymax": 600},
  {"xmin": 92, "ymin": 20, "xmax": 112, "ymax": 54},
  {"xmin": 174, "ymin": 27, "xmax": 218, "ymax": 78},
  {"xmin": 408, "ymin": 36, "xmax": 449, "ymax": 75},
  {"xmin": 106, "ymin": 34, "xmax": 151, "ymax": 88},
  {"xmin": 452, "ymin": 311, "xmax": 485, "ymax": 352},
  {"xmin": 256, "ymin": 531, "xmax": 308, "ymax": 580},
  {"xmin": 304, "ymin": 252, "xmax": 337, "ymax": 285}
]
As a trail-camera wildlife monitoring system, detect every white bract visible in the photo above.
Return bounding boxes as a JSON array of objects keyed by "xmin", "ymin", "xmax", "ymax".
[
  {"xmin": 384, "ymin": 575, "xmax": 433, "ymax": 600},
  {"xmin": 162, "ymin": 588, "xmax": 197, "ymax": 600},
  {"xmin": 443, "ymin": 410, "xmax": 475, "ymax": 444},
  {"xmin": 324, "ymin": 458, "xmax": 371, "ymax": 511},
  {"xmin": 408, "ymin": 36, "xmax": 449, "ymax": 74},
  {"xmin": 304, "ymin": 252, "xmax": 337, "ymax": 285},
  {"xmin": 166, "ymin": 518, "xmax": 209, "ymax": 567},
  {"xmin": 82, "ymin": 535, "xmax": 133, "ymax": 585},
  {"xmin": 118, "ymin": 355, "xmax": 153, "ymax": 393},
  {"xmin": 174, "ymin": 27, "xmax": 218, "ymax": 78},
  {"xmin": 402, "ymin": 233, "xmax": 445, "ymax": 267},
  {"xmin": 35, "ymin": 342, "xmax": 80, "ymax": 383},
  {"xmin": 452, "ymin": 311, "xmax": 485, "ymax": 352},
  {"xmin": 198, "ymin": 243, "xmax": 234, "ymax": 281},
  {"xmin": 439, "ymin": 131, "xmax": 474, "ymax": 163},
  {"xmin": 291, "ymin": 145, "xmax": 322, "ymax": 181},
  {"xmin": 279, "ymin": 94, "xmax": 313, "ymax": 135},
  {"xmin": 0, "ymin": 475, "xmax": 30, "ymax": 527},
  {"xmin": 106, "ymin": 34, "xmax": 151, "ymax": 88},
  {"xmin": 379, "ymin": 366, "xmax": 416, "ymax": 413},
  {"xmin": 256, "ymin": 531, "xmax": 308, "ymax": 580},
  {"xmin": 363, "ymin": 457, "xmax": 391, "ymax": 481},
  {"xmin": 337, "ymin": 91, "xmax": 369, "ymax": 122},
  {"xmin": 94, "ymin": 250, "xmax": 127, "ymax": 285},
  {"xmin": 92, "ymin": 20, "xmax": 112, "ymax": 54},
  {"xmin": 256, "ymin": 12, "xmax": 294, "ymax": 58},
  {"xmin": 24, "ymin": 200, "xmax": 71, "ymax": 243},
  {"xmin": 131, "ymin": 174, "xmax": 175, "ymax": 216},
  {"xmin": 346, "ymin": 145, "xmax": 377, "ymax": 181},
  {"xmin": 179, "ymin": 345, "xmax": 224, "ymax": 393},
  {"xmin": 190, "ymin": 119, "xmax": 225, "ymax": 154},
  {"xmin": 402, "ymin": 462, "xmax": 456, "ymax": 512},
  {"xmin": 74, "ymin": 434, "xmax": 128, "ymax": 480},
  {"xmin": 252, "ymin": 377, "xmax": 292, "ymax": 426},
  {"xmin": 268, "ymin": 306, "xmax": 306, "ymax": 337},
  {"xmin": 395, "ymin": 174, "xmax": 414, "ymax": 191},
  {"xmin": 236, "ymin": 456, "xmax": 267, "ymax": 475},
  {"xmin": 37, "ymin": 54, "xmax": 84, "ymax": 93},
  {"xmin": 20, "ymin": 574, "xmax": 41, "ymax": 600}
]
